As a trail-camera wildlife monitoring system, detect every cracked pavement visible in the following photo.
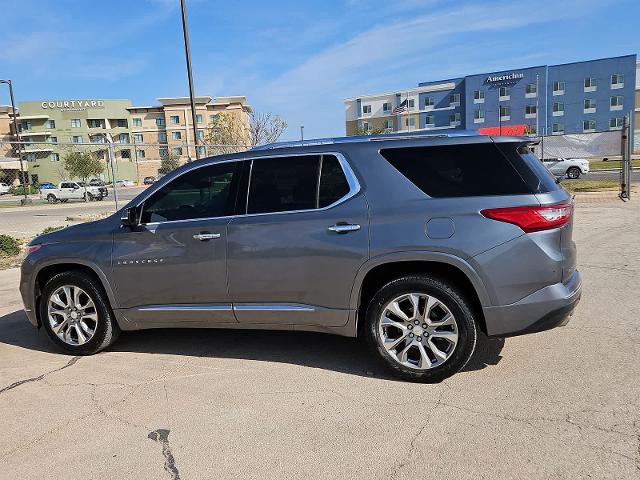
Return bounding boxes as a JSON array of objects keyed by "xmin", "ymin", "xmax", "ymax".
[{"xmin": 0, "ymin": 199, "xmax": 638, "ymax": 479}]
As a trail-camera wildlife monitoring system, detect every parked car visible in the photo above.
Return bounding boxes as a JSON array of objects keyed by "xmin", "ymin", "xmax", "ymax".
[
  {"xmin": 143, "ymin": 176, "xmax": 156, "ymax": 185},
  {"xmin": 40, "ymin": 181, "xmax": 108, "ymax": 203},
  {"xmin": 38, "ymin": 182, "xmax": 56, "ymax": 190},
  {"xmin": 21, "ymin": 132, "xmax": 580, "ymax": 382},
  {"xmin": 89, "ymin": 179, "xmax": 105, "ymax": 187},
  {"xmin": 542, "ymin": 157, "xmax": 590, "ymax": 179},
  {"xmin": 113, "ymin": 179, "xmax": 135, "ymax": 187},
  {"xmin": 0, "ymin": 182, "xmax": 10, "ymax": 195}
]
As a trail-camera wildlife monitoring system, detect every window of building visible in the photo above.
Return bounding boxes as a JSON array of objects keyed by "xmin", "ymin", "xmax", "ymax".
[
  {"xmin": 156, "ymin": 117, "xmax": 165, "ymax": 127},
  {"xmin": 26, "ymin": 153, "xmax": 37, "ymax": 162},
  {"xmin": 382, "ymin": 102, "xmax": 391, "ymax": 113},
  {"xmin": 407, "ymin": 99, "xmax": 415, "ymax": 109},
  {"xmin": 141, "ymin": 161, "xmax": 240, "ymax": 223},
  {"xmin": 173, "ymin": 147, "xmax": 183, "ymax": 156},
  {"xmin": 70, "ymin": 119, "xmax": 81, "ymax": 128},
  {"xmin": 48, "ymin": 136, "xmax": 58, "ymax": 143},
  {"xmin": 170, "ymin": 115, "xmax": 180, "ymax": 125},
  {"xmin": 88, "ymin": 119, "xmax": 102, "ymax": 128},
  {"xmin": 584, "ymin": 77, "xmax": 597, "ymax": 92},
  {"xmin": 552, "ymin": 123, "xmax": 564, "ymax": 135},
  {"xmin": 46, "ymin": 120, "xmax": 56, "ymax": 129},
  {"xmin": 474, "ymin": 109, "xmax": 485, "ymax": 123},
  {"xmin": 119, "ymin": 133, "xmax": 129, "ymax": 143},
  {"xmin": 90, "ymin": 135, "xmax": 104, "ymax": 144},
  {"xmin": 424, "ymin": 97, "xmax": 434, "ymax": 108},
  {"xmin": 474, "ymin": 90, "xmax": 485, "ymax": 103},
  {"xmin": 527, "ymin": 124, "xmax": 537, "ymax": 135},
  {"xmin": 499, "ymin": 86, "xmax": 510, "ymax": 100},
  {"xmin": 172, "ymin": 131, "xmax": 182, "ymax": 140},
  {"xmin": 159, "ymin": 147, "xmax": 169, "ymax": 158},
  {"xmin": 405, "ymin": 117, "xmax": 415, "ymax": 127},
  {"xmin": 610, "ymin": 95, "xmax": 623, "ymax": 110},
  {"xmin": 609, "ymin": 117, "xmax": 624, "ymax": 130},
  {"xmin": 362, "ymin": 105, "xmax": 372, "ymax": 114},
  {"xmin": 449, "ymin": 113, "xmax": 461, "ymax": 125},
  {"xmin": 583, "ymin": 120, "xmax": 596, "ymax": 132},
  {"xmin": 525, "ymin": 104, "xmax": 537, "ymax": 117},
  {"xmin": 209, "ymin": 114, "xmax": 216, "ymax": 123},
  {"xmin": 384, "ymin": 119, "xmax": 393, "ymax": 131},
  {"xmin": 525, "ymin": 83, "xmax": 537, "ymax": 96},
  {"xmin": 72, "ymin": 135, "xmax": 83, "ymax": 143},
  {"xmin": 425, "ymin": 115, "xmax": 435, "ymax": 127},
  {"xmin": 499, "ymin": 105, "xmax": 510, "ymax": 119},
  {"xmin": 133, "ymin": 118, "xmax": 142, "ymax": 127},
  {"xmin": 120, "ymin": 149, "xmax": 131, "ymax": 159},
  {"xmin": 584, "ymin": 98, "xmax": 596, "ymax": 113},
  {"xmin": 611, "ymin": 73, "xmax": 624, "ymax": 89},
  {"xmin": 117, "ymin": 119, "xmax": 128, "ymax": 128},
  {"xmin": 552, "ymin": 81, "xmax": 565, "ymax": 95},
  {"xmin": 197, "ymin": 130, "xmax": 205, "ymax": 140},
  {"xmin": 379, "ymin": 144, "xmax": 535, "ymax": 198},
  {"xmin": 158, "ymin": 132, "xmax": 167, "ymax": 143},
  {"xmin": 20, "ymin": 121, "xmax": 32, "ymax": 131},
  {"xmin": 134, "ymin": 134, "xmax": 144, "ymax": 143},
  {"xmin": 50, "ymin": 153, "xmax": 60, "ymax": 162},
  {"xmin": 552, "ymin": 102, "xmax": 564, "ymax": 116},
  {"xmin": 136, "ymin": 149, "xmax": 146, "ymax": 159},
  {"xmin": 196, "ymin": 114, "xmax": 203, "ymax": 124},
  {"xmin": 449, "ymin": 93, "xmax": 460, "ymax": 105},
  {"xmin": 362, "ymin": 121, "xmax": 371, "ymax": 133}
]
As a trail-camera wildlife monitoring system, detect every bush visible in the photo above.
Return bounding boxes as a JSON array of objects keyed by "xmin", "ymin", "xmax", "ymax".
[
  {"xmin": 9, "ymin": 184, "xmax": 39, "ymax": 196},
  {"xmin": 42, "ymin": 226, "xmax": 63, "ymax": 234},
  {"xmin": 0, "ymin": 235, "xmax": 21, "ymax": 257}
]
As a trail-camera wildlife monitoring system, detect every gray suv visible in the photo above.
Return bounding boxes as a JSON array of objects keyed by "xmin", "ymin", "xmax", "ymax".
[{"xmin": 20, "ymin": 132, "xmax": 581, "ymax": 382}]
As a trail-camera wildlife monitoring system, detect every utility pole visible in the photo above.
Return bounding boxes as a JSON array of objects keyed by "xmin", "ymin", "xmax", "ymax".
[
  {"xmin": 0, "ymin": 79, "xmax": 31, "ymax": 205},
  {"xmin": 300, "ymin": 126, "xmax": 304, "ymax": 142},
  {"xmin": 180, "ymin": 0, "xmax": 200, "ymax": 160}
]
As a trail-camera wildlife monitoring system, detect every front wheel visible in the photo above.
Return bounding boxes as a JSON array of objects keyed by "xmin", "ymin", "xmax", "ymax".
[
  {"xmin": 364, "ymin": 275, "xmax": 477, "ymax": 382},
  {"xmin": 47, "ymin": 194, "xmax": 57, "ymax": 204},
  {"xmin": 39, "ymin": 271, "xmax": 120, "ymax": 354},
  {"xmin": 566, "ymin": 167, "xmax": 581, "ymax": 179}
]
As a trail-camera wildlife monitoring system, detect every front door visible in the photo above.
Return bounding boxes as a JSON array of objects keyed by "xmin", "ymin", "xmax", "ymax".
[
  {"xmin": 111, "ymin": 160, "xmax": 243, "ymax": 325},
  {"xmin": 227, "ymin": 153, "xmax": 369, "ymax": 327}
]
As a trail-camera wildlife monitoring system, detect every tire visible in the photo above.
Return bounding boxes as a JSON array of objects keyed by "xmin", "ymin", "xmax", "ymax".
[
  {"xmin": 47, "ymin": 194, "xmax": 57, "ymax": 204},
  {"xmin": 364, "ymin": 275, "xmax": 477, "ymax": 382},
  {"xmin": 87, "ymin": 193, "xmax": 94, "ymax": 201},
  {"xmin": 39, "ymin": 270, "xmax": 120, "ymax": 355},
  {"xmin": 566, "ymin": 167, "xmax": 581, "ymax": 179}
]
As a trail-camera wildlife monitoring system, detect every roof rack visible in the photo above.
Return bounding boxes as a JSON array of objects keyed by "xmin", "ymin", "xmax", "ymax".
[{"xmin": 251, "ymin": 129, "xmax": 481, "ymax": 151}]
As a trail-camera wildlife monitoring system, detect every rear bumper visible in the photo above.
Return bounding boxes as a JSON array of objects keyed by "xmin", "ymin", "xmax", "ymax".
[{"xmin": 482, "ymin": 270, "xmax": 581, "ymax": 337}]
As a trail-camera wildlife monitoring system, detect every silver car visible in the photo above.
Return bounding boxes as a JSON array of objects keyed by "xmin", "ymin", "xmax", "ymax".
[
  {"xmin": 542, "ymin": 157, "xmax": 590, "ymax": 179},
  {"xmin": 20, "ymin": 131, "xmax": 581, "ymax": 382}
]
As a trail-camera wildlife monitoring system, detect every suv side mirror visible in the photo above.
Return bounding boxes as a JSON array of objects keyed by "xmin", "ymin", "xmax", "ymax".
[{"xmin": 121, "ymin": 206, "xmax": 140, "ymax": 228}]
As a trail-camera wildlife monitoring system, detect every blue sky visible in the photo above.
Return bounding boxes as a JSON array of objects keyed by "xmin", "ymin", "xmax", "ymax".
[{"xmin": 1, "ymin": 0, "xmax": 639, "ymax": 140}]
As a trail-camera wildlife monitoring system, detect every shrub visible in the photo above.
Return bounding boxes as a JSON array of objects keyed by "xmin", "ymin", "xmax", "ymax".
[
  {"xmin": 0, "ymin": 235, "xmax": 21, "ymax": 257},
  {"xmin": 9, "ymin": 184, "xmax": 39, "ymax": 195},
  {"xmin": 42, "ymin": 226, "xmax": 63, "ymax": 234}
]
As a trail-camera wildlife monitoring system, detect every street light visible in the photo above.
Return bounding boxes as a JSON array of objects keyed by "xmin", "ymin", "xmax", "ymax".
[
  {"xmin": 0, "ymin": 79, "xmax": 31, "ymax": 205},
  {"xmin": 180, "ymin": 0, "xmax": 200, "ymax": 160}
]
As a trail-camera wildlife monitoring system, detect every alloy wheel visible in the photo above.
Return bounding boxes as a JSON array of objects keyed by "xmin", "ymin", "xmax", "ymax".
[
  {"xmin": 47, "ymin": 285, "xmax": 98, "ymax": 346},
  {"xmin": 378, "ymin": 293, "xmax": 458, "ymax": 370}
]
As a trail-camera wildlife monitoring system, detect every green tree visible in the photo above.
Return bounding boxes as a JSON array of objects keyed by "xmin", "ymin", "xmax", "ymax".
[
  {"xmin": 158, "ymin": 150, "xmax": 181, "ymax": 175},
  {"xmin": 62, "ymin": 150, "xmax": 104, "ymax": 201},
  {"xmin": 355, "ymin": 124, "xmax": 388, "ymax": 136}
]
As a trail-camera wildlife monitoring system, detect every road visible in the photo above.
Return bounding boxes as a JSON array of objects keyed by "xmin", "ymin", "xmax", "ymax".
[
  {"xmin": 0, "ymin": 198, "xmax": 638, "ymax": 479},
  {"xmin": 0, "ymin": 187, "xmax": 147, "ymax": 238},
  {"xmin": 580, "ymin": 168, "xmax": 640, "ymax": 182}
]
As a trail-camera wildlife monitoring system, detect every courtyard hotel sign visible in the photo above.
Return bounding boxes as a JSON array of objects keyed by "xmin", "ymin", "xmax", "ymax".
[
  {"xmin": 41, "ymin": 100, "xmax": 105, "ymax": 112},
  {"xmin": 485, "ymin": 72, "xmax": 524, "ymax": 85}
]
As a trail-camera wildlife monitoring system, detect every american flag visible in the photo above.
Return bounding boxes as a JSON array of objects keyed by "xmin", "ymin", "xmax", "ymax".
[{"xmin": 392, "ymin": 99, "xmax": 408, "ymax": 115}]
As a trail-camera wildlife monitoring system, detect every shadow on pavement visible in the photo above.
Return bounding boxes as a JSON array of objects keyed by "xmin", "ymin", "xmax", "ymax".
[{"xmin": 0, "ymin": 309, "xmax": 504, "ymax": 381}]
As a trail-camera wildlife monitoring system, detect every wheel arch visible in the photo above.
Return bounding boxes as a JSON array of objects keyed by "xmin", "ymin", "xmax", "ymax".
[{"xmin": 351, "ymin": 252, "xmax": 489, "ymax": 337}]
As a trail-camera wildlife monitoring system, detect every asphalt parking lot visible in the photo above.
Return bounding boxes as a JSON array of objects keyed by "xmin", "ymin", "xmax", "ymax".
[{"xmin": 0, "ymin": 198, "xmax": 638, "ymax": 479}]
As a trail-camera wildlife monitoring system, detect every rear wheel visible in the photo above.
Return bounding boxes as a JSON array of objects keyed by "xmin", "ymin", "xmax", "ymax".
[
  {"xmin": 39, "ymin": 271, "xmax": 120, "ymax": 355},
  {"xmin": 47, "ymin": 194, "xmax": 57, "ymax": 204},
  {"xmin": 86, "ymin": 193, "xmax": 94, "ymax": 201},
  {"xmin": 566, "ymin": 167, "xmax": 581, "ymax": 179},
  {"xmin": 365, "ymin": 275, "xmax": 477, "ymax": 382}
]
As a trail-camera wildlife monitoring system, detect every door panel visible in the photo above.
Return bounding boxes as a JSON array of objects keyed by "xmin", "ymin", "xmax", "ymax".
[
  {"xmin": 227, "ymin": 195, "xmax": 369, "ymax": 326},
  {"xmin": 111, "ymin": 218, "xmax": 235, "ymax": 323}
]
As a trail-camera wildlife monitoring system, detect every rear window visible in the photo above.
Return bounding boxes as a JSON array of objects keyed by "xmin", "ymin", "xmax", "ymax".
[{"xmin": 380, "ymin": 143, "xmax": 554, "ymax": 198}]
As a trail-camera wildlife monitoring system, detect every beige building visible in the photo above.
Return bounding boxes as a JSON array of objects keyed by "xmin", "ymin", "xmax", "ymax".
[{"xmin": 0, "ymin": 105, "xmax": 27, "ymax": 185}]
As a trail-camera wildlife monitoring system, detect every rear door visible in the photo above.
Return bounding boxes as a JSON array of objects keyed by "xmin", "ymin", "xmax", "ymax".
[
  {"xmin": 227, "ymin": 153, "xmax": 369, "ymax": 327},
  {"xmin": 110, "ymin": 160, "xmax": 243, "ymax": 325}
]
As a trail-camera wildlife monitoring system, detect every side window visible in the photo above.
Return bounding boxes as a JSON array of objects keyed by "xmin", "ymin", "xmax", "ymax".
[
  {"xmin": 247, "ymin": 155, "xmax": 320, "ymax": 214},
  {"xmin": 140, "ymin": 162, "xmax": 239, "ymax": 223},
  {"xmin": 319, "ymin": 155, "xmax": 350, "ymax": 207}
]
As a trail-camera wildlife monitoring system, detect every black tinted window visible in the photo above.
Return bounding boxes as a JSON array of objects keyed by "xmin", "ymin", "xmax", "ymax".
[
  {"xmin": 141, "ymin": 162, "xmax": 238, "ymax": 223},
  {"xmin": 380, "ymin": 143, "xmax": 532, "ymax": 197},
  {"xmin": 247, "ymin": 156, "xmax": 320, "ymax": 214},
  {"xmin": 319, "ymin": 155, "xmax": 351, "ymax": 207}
]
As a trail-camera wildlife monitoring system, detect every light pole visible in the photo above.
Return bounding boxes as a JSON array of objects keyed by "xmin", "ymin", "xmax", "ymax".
[
  {"xmin": 300, "ymin": 126, "xmax": 304, "ymax": 142},
  {"xmin": 180, "ymin": 0, "xmax": 200, "ymax": 160},
  {"xmin": 0, "ymin": 79, "xmax": 31, "ymax": 205}
]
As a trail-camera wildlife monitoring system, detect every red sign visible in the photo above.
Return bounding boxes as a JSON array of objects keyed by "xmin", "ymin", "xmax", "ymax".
[{"xmin": 478, "ymin": 124, "xmax": 529, "ymax": 136}]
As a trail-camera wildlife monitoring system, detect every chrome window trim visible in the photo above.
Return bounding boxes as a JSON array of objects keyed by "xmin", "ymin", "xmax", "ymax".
[{"xmin": 136, "ymin": 151, "xmax": 361, "ymax": 227}]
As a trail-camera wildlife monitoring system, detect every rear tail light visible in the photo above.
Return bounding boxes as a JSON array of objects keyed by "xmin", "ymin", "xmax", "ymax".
[{"xmin": 481, "ymin": 203, "xmax": 572, "ymax": 233}]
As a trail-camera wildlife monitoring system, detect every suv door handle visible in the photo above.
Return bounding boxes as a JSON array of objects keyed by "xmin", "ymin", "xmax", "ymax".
[
  {"xmin": 193, "ymin": 232, "xmax": 221, "ymax": 241},
  {"xmin": 328, "ymin": 223, "xmax": 361, "ymax": 234}
]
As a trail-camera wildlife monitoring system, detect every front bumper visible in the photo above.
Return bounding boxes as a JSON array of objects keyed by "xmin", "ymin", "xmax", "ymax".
[{"xmin": 482, "ymin": 269, "xmax": 581, "ymax": 337}]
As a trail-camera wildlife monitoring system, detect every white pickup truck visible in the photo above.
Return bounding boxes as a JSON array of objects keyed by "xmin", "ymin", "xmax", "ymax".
[{"xmin": 40, "ymin": 181, "xmax": 108, "ymax": 203}]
